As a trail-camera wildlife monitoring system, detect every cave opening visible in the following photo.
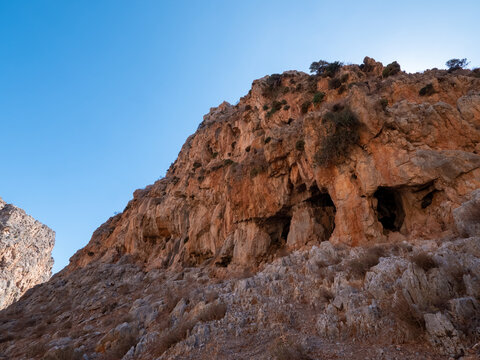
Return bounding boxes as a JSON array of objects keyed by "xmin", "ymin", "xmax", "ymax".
[
  {"xmin": 374, "ymin": 187, "xmax": 405, "ymax": 232},
  {"xmin": 421, "ymin": 190, "xmax": 435, "ymax": 209},
  {"xmin": 307, "ymin": 184, "xmax": 336, "ymax": 241},
  {"xmin": 258, "ymin": 203, "xmax": 293, "ymax": 255},
  {"xmin": 264, "ymin": 213, "xmax": 292, "ymax": 249}
]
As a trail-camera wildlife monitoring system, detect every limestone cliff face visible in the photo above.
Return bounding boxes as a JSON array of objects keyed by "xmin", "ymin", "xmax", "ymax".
[
  {"xmin": 0, "ymin": 197, "xmax": 55, "ymax": 309},
  {"xmin": 1, "ymin": 58, "xmax": 480, "ymax": 360},
  {"xmin": 69, "ymin": 57, "xmax": 480, "ymax": 272}
]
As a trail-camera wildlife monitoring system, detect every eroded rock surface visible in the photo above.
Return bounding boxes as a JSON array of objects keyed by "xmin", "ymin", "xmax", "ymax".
[
  {"xmin": 0, "ymin": 197, "xmax": 55, "ymax": 309},
  {"xmin": 69, "ymin": 59, "xmax": 480, "ymax": 272},
  {"xmin": 0, "ymin": 58, "xmax": 479, "ymax": 359}
]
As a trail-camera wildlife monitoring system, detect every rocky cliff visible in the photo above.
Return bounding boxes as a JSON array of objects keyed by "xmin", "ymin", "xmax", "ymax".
[
  {"xmin": 0, "ymin": 57, "xmax": 479, "ymax": 359},
  {"xmin": 0, "ymin": 197, "xmax": 55, "ymax": 309},
  {"xmin": 69, "ymin": 57, "xmax": 480, "ymax": 271}
]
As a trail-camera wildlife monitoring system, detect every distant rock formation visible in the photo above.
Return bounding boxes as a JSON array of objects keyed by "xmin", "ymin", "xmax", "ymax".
[{"xmin": 0, "ymin": 197, "xmax": 55, "ymax": 309}]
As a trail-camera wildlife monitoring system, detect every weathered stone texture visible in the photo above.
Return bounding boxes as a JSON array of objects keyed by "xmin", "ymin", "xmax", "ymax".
[{"xmin": 0, "ymin": 197, "xmax": 55, "ymax": 309}]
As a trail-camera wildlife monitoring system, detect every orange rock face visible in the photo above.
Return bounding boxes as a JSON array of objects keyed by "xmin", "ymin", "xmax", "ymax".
[{"xmin": 69, "ymin": 58, "xmax": 480, "ymax": 272}]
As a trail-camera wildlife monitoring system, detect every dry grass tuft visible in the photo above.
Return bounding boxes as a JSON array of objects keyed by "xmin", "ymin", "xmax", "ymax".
[
  {"xmin": 390, "ymin": 293, "xmax": 425, "ymax": 337},
  {"xmin": 269, "ymin": 338, "xmax": 312, "ymax": 360},
  {"xmin": 410, "ymin": 252, "xmax": 437, "ymax": 272},
  {"xmin": 348, "ymin": 246, "xmax": 385, "ymax": 278},
  {"xmin": 318, "ymin": 287, "xmax": 334, "ymax": 303},
  {"xmin": 147, "ymin": 302, "xmax": 227, "ymax": 357},
  {"xmin": 104, "ymin": 334, "xmax": 138, "ymax": 360},
  {"xmin": 196, "ymin": 302, "xmax": 227, "ymax": 323}
]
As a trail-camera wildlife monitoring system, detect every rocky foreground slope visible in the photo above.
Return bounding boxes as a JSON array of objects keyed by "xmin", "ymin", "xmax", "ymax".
[
  {"xmin": 0, "ymin": 57, "xmax": 480, "ymax": 359},
  {"xmin": 0, "ymin": 197, "xmax": 55, "ymax": 310}
]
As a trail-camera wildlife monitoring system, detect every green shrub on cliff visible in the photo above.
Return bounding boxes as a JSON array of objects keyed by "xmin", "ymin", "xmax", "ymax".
[
  {"xmin": 310, "ymin": 60, "xmax": 343, "ymax": 77},
  {"xmin": 382, "ymin": 61, "xmax": 401, "ymax": 78},
  {"xmin": 315, "ymin": 107, "xmax": 360, "ymax": 167},
  {"xmin": 446, "ymin": 58, "xmax": 468, "ymax": 72}
]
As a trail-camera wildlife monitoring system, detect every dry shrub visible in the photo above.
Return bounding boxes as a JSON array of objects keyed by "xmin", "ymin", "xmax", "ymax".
[
  {"xmin": 318, "ymin": 287, "xmax": 334, "ymax": 303},
  {"xmin": 33, "ymin": 323, "xmax": 48, "ymax": 338},
  {"xmin": 382, "ymin": 61, "xmax": 401, "ymax": 78},
  {"xmin": 104, "ymin": 334, "xmax": 138, "ymax": 360},
  {"xmin": 43, "ymin": 345, "xmax": 83, "ymax": 360},
  {"xmin": 390, "ymin": 293, "xmax": 425, "ymax": 336},
  {"xmin": 419, "ymin": 83, "xmax": 435, "ymax": 96},
  {"xmin": 164, "ymin": 292, "xmax": 183, "ymax": 313},
  {"xmin": 391, "ymin": 242, "xmax": 413, "ymax": 255},
  {"xmin": 348, "ymin": 246, "xmax": 385, "ymax": 278},
  {"xmin": 204, "ymin": 290, "xmax": 219, "ymax": 303},
  {"xmin": 26, "ymin": 342, "xmax": 47, "ymax": 359},
  {"xmin": 0, "ymin": 334, "xmax": 14, "ymax": 344},
  {"xmin": 444, "ymin": 263, "xmax": 467, "ymax": 295},
  {"xmin": 148, "ymin": 302, "xmax": 227, "ymax": 357},
  {"xmin": 269, "ymin": 338, "xmax": 312, "ymax": 360},
  {"xmin": 410, "ymin": 252, "xmax": 437, "ymax": 272},
  {"xmin": 61, "ymin": 320, "xmax": 72, "ymax": 330},
  {"xmin": 152, "ymin": 319, "xmax": 195, "ymax": 356},
  {"xmin": 196, "ymin": 303, "xmax": 227, "ymax": 323},
  {"xmin": 117, "ymin": 283, "xmax": 132, "ymax": 295},
  {"xmin": 270, "ymin": 310, "xmax": 296, "ymax": 328}
]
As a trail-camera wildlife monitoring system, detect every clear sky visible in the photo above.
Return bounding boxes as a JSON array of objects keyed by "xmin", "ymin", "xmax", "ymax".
[{"xmin": 1, "ymin": 0, "xmax": 479, "ymax": 273}]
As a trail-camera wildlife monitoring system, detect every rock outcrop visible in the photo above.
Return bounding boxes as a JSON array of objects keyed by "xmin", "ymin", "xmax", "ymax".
[
  {"xmin": 0, "ymin": 58, "xmax": 479, "ymax": 359},
  {"xmin": 0, "ymin": 197, "xmax": 55, "ymax": 309},
  {"xmin": 70, "ymin": 59, "xmax": 480, "ymax": 272}
]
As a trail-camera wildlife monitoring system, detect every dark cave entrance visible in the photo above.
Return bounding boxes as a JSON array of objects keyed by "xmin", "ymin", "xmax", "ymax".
[
  {"xmin": 263, "ymin": 211, "xmax": 292, "ymax": 250},
  {"xmin": 307, "ymin": 185, "xmax": 336, "ymax": 241},
  {"xmin": 374, "ymin": 187, "xmax": 405, "ymax": 232}
]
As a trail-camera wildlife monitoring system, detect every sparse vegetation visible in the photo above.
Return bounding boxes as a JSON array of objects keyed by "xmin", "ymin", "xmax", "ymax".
[
  {"xmin": 340, "ymin": 73, "xmax": 349, "ymax": 83},
  {"xmin": 328, "ymin": 77, "xmax": 342, "ymax": 89},
  {"xmin": 310, "ymin": 60, "xmax": 343, "ymax": 77},
  {"xmin": 379, "ymin": 98, "xmax": 389, "ymax": 110},
  {"xmin": 105, "ymin": 334, "xmax": 138, "ymax": 360},
  {"xmin": 267, "ymin": 100, "xmax": 283, "ymax": 117},
  {"xmin": 391, "ymin": 293, "xmax": 426, "ymax": 334},
  {"xmin": 196, "ymin": 302, "xmax": 227, "ymax": 322},
  {"xmin": 410, "ymin": 252, "xmax": 437, "ymax": 272},
  {"xmin": 295, "ymin": 139, "xmax": 305, "ymax": 151},
  {"xmin": 446, "ymin": 58, "xmax": 469, "ymax": 72},
  {"xmin": 314, "ymin": 107, "xmax": 361, "ymax": 167},
  {"xmin": 382, "ymin": 61, "xmax": 401, "ymax": 78},
  {"xmin": 419, "ymin": 83, "xmax": 435, "ymax": 96},
  {"xmin": 318, "ymin": 287, "xmax": 334, "ymax": 303},
  {"xmin": 263, "ymin": 74, "xmax": 284, "ymax": 96},
  {"xmin": 313, "ymin": 91, "xmax": 325, "ymax": 105},
  {"xmin": 301, "ymin": 101, "xmax": 311, "ymax": 114},
  {"xmin": 250, "ymin": 165, "xmax": 267, "ymax": 178},
  {"xmin": 148, "ymin": 302, "xmax": 227, "ymax": 357},
  {"xmin": 347, "ymin": 246, "xmax": 385, "ymax": 278},
  {"xmin": 269, "ymin": 338, "xmax": 312, "ymax": 360},
  {"xmin": 264, "ymin": 137, "xmax": 272, "ymax": 144}
]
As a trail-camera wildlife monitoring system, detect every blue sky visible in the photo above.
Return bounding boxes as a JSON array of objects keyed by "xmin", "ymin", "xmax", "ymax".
[{"xmin": 1, "ymin": 0, "xmax": 479, "ymax": 273}]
